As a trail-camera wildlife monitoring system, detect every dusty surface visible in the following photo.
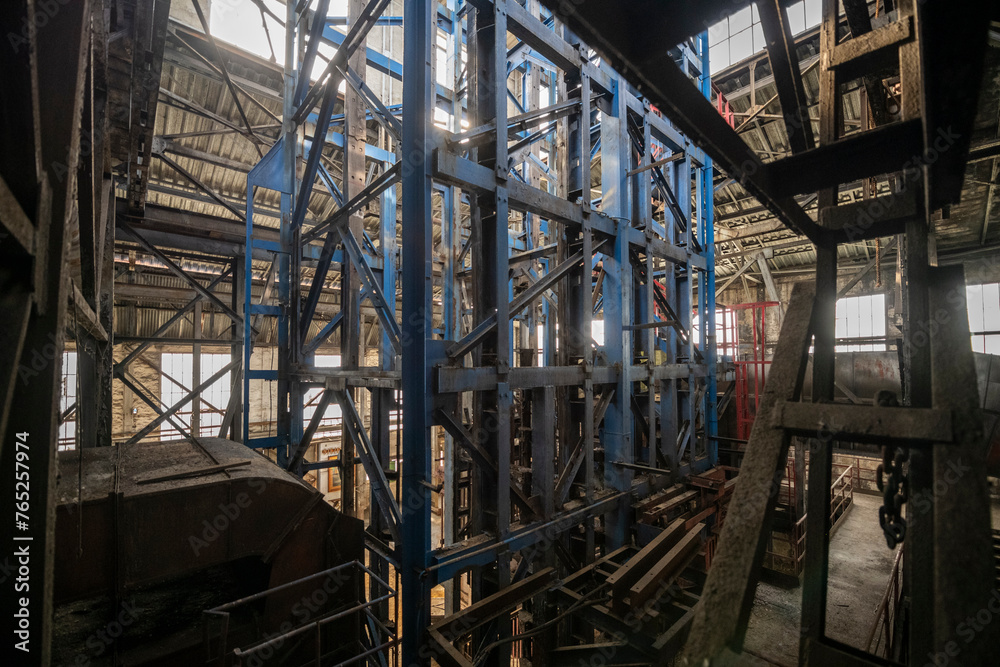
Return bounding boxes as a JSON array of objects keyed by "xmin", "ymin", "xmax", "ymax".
[{"xmin": 743, "ymin": 493, "xmax": 898, "ymax": 666}]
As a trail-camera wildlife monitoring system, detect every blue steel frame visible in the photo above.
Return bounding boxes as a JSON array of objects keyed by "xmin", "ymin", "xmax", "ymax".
[{"xmin": 237, "ymin": 1, "xmax": 717, "ymax": 664}]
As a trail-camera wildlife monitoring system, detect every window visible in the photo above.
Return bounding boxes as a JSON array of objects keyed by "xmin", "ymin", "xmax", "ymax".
[
  {"xmin": 966, "ymin": 282, "xmax": 1000, "ymax": 354},
  {"xmin": 591, "ymin": 320, "xmax": 605, "ymax": 347},
  {"xmin": 161, "ymin": 353, "xmax": 195, "ymax": 440},
  {"xmin": 708, "ymin": 0, "xmax": 820, "ymax": 74},
  {"xmin": 59, "ymin": 352, "xmax": 77, "ymax": 451},
  {"xmin": 435, "ymin": 29, "xmax": 449, "ymax": 86},
  {"xmin": 209, "ymin": 0, "xmax": 289, "ymax": 64},
  {"xmin": 160, "ymin": 353, "xmax": 231, "ymax": 440},
  {"xmin": 540, "ymin": 82, "xmax": 551, "ymax": 108},
  {"xmin": 199, "ymin": 354, "xmax": 233, "ymax": 435},
  {"xmin": 835, "ymin": 294, "xmax": 886, "ymax": 352}
]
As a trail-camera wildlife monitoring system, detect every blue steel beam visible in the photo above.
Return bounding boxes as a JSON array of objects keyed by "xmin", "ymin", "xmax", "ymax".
[
  {"xmin": 296, "ymin": 0, "xmax": 395, "ymax": 122},
  {"xmin": 295, "ymin": 0, "xmax": 332, "ymax": 105},
  {"xmin": 336, "ymin": 225, "xmax": 402, "ymax": 352},
  {"xmin": 600, "ymin": 75, "xmax": 632, "ymax": 551},
  {"xmin": 292, "ymin": 77, "xmax": 339, "ymax": 231},
  {"xmin": 400, "ymin": 1, "xmax": 435, "ymax": 665},
  {"xmin": 323, "ymin": 25, "xmax": 403, "ymax": 80},
  {"xmin": 700, "ymin": 32, "xmax": 718, "ymax": 465}
]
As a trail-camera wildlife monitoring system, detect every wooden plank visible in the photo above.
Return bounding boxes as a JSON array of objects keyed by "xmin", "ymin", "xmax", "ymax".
[
  {"xmin": 773, "ymin": 401, "xmax": 954, "ymax": 444},
  {"xmin": 712, "ymin": 478, "xmax": 739, "ymax": 502},
  {"xmin": 642, "ymin": 490, "xmax": 698, "ymax": 523},
  {"xmin": 428, "ymin": 628, "xmax": 473, "ymax": 667},
  {"xmin": 632, "ymin": 484, "xmax": 685, "ymax": 512},
  {"xmin": 828, "ymin": 17, "xmax": 912, "ymax": 72},
  {"xmin": 689, "ymin": 468, "xmax": 726, "ymax": 490},
  {"xmin": 607, "ymin": 518, "xmax": 686, "ymax": 600},
  {"xmin": 561, "ymin": 545, "xmax": 631, "ymax": 589},
  {"xmin": 0, "ymin": 173, "xmax": 35, "ymax": 254},
  {"xmin": 682, "ymin": 282, "xmax": 815, "ymax": 660},
  {"xmin": 72, "ymin": 282, "xmax": 109, "ymax": 342},
  {"xmin": 429, "ymin": 567, "xmax": 556, "ymax": 641},
  {"xmin": 684, "ymin": 507, "xmax": 717, "ymax": 532},
  {"xmin": 134, "ymin": 459, "xmax": 251, "ymax": 484},
  {"xmin": 627, "ymin": 526, "xmax": 703, "ymax": 610}
]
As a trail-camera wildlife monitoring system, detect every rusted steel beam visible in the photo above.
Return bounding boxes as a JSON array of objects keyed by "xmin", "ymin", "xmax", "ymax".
[
  {"xmin": 429, "ymin": 567, "xmax": 556, "ymax": 642},
  {"xmin": 682, "ymin": 282, "xmax": 815, "ymax": 661},
  {"xmin": 627, "ymin": 525, "xmax": 703, "ymax": 610},
  {"xmin": 607, "ymin": 517, "xmax": 686, "ymax": 602},
  {"xmin": 773, "ymin": 401, "xmax": 954, "ymax": 445}
]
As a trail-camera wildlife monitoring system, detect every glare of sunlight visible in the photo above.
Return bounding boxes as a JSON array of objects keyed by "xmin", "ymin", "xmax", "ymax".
[{"xmin": 208, "ymin": 0, "xmax": 351, "ymax": 82}]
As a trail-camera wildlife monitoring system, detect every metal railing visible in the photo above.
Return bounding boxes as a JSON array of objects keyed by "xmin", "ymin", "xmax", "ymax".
[
  {"xmin": 764, "ymin": 462, "xmax": 856, "ymax": 576},
  {"xmin": 865, "ymin": 547, "xmax": 904, "ymax": 658},
  {"xmin": 203, "ymin": 561, "xmax": 397, "ymax": 667},
  {"xmin": 830, "ymin": 463, "xmax": 856, "ymax": 535}
]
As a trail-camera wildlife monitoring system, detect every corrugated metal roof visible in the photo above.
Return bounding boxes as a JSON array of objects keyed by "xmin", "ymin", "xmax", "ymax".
[{"xmin": 712, "ymin": 35, "xmax": 1000, "ymax": 274}]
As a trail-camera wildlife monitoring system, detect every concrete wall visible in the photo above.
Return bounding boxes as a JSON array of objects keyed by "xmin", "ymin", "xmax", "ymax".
[{"xmin": 170, "ymin": 0, "xmax": 210, "ymax": 31}]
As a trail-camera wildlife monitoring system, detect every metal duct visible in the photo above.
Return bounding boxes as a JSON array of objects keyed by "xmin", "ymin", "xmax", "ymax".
[{"xmin": 53, "ymin": 438, "xmax": 363, "ymax": 665}]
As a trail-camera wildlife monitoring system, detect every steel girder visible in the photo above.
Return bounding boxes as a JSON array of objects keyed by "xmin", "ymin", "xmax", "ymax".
[
  {"xmin": 0, "ymin": 1, "xmax": 96, "ymax": 663},
  {"xmin": 539, "ymin": 0, "xmax": 991, "ymax": 247},
  {"xmin": 229, "ymin": 0, "xmax": 719, "ymax": 664},
  {"xmin": 531, "ymin": 0, "xmax": 999, "ymax": 663}
]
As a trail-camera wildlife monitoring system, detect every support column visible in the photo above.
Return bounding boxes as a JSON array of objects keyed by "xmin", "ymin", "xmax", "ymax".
[
  {"xmin": 372, "ymin": 154, "xmax": 397, "ymax": 620},
  {"xmin": 191, "ymin": 301, "xmax": 202, "ymax": 437},
  {"xmin": 800, "ymin": 0, "xmax": 838, "ymax": 655},
  {"xmin": 601, "ymin": 75, "xmax": 632, "ymax": 550},
  {"xmin": 340, "ymin": 0, "xmax": 368, "ymax": 518},
  {"xmin": 77, "ymin": 16, "xmax": 114, "ymax": 450},
  {"xmin": 0, "ymin": 1, "xmax": 91, "ymax": 662},
  {"xmin": 229, "ymin": 254, "xmax": 244, "ymax": 442},
  {"xmin": 470, "ymin": 3, "xmax": 512, "ymax": 661},
  {"xmin": 400, "ymin": 0, "xmax": 434, "ymax": 664}
]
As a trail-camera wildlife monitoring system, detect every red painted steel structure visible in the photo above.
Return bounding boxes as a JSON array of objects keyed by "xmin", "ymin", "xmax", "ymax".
[{"xmin": 730, "ymin": 302, "xmax": 779, "ymax": 440}]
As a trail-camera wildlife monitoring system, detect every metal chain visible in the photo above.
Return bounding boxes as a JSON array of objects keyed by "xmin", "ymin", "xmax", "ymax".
[{"xmin": 875, "ymin": 390, "xmax": 908, "ymax": 549}]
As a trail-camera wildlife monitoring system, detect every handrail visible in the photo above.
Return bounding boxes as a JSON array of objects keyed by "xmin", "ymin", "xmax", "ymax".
[
  {"xmin": 202, "ymin": 560, "xmax": 397, "ymax": 666},
  {"xmin": 764, "ymin": 463, "xmax": 854, "ymax": 575},
  {"xmin": 865, "ymin": 547, "xmax": 904, "ymax": 657},
  {"xmin": 832, "ymin": 463, "xmax": 853, "ymax": 489}
]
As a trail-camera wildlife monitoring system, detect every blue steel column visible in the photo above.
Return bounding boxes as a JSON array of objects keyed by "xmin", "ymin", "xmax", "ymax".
[
  {"xmin": 635, "ymin": 106, "xmax": 655, "ymax": 468},
  {"xmin": 661, "ymin": 153, "xmax": 680, "ymax": 475},
  {"xmin": 440, "ymin": 0, "xmax": 463, "ymax": 616},
  {"xmin": 699, "ymin": 32, "xmax": 718, "ymax": 465},
  {"xmin": 679, "ymin": 149, "xmax": 694, "ymax": 477},
  {"xmin": 372, "ymin": 156, "xmax": 397, "ymax": 622},
  {"xmin": 277, "ymin": 0, "xmax": 300, "ymax": 467},
  {"xmin": 400, "ymin": 0, "xmax": 433, "ymax": 664},
  {"xmin": 694, "ymin": 165, "xmax": 709, "ymax": 467},
  {"xmin": 469, "ymin": 2, "xmax": 512, "ymax": 660},
  {"xmin": 601, "ymin": 74, "xmax": 632, "ymax": 550}
]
